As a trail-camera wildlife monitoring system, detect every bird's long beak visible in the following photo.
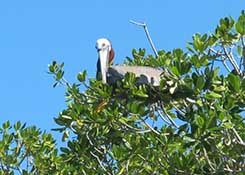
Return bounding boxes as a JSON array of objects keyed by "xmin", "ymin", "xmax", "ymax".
[{"xmin": 97, "ymin": 47, "xmax": 109, "ymax": 83}]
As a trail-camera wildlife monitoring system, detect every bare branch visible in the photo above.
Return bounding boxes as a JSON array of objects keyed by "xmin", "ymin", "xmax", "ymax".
[
  {"xmin": 209, "ymin": 48, "xmax": 232, "ymax": 72},
  {"xmin": 203, "ymin": 148, "xmax": 216, "ymax": 171},
  {"xmin": 119, "ymin": 121, "xmax": 151, "ymax": 134},
  {"xmin": 90, "ymin": 151, "xmax": 110, "ymax": 174},
  {"xmin": 137, "ymin": 116, "xmax": 160, "ymax": 135},
  {"xmin": 86, "ymin": 132, "xmax": 104, "ymax": 154},
  {"xmin": 130, "ymin": 20, "xmax": 158, "ymax": 57},
  {"xmin": 129, "ymin": 20, "xmax": 146, "ymax": 27},
  {"xmin": 222, "ymin": 59, "xmax": 232, "ymax": 72},
  {"xmin": 171, "ymin": 103, "xmax": 186, "ymax": 117},
  {"xmin": 232, "ymin": 128, "xmax": 245, "ymax": 146},
  {"xmin": 159, "ymin": 103, "xmax": 179, "ymax": 128},
  {"xmin": 156, "ymin": 109, "xmax": 172, "ymax": 126},
  {"xmin": 223, "ymin": 46, "xmax": 241, "ymax": 74},
  {"xmin": 241, "ymin": 37, "xmax": 245, "ymax": 75}
]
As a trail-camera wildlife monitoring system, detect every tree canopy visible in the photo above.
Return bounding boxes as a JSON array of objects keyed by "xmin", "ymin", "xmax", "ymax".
[{"xmin": 1, "ymin": 11, "xmax": 245, "ymax": 174}]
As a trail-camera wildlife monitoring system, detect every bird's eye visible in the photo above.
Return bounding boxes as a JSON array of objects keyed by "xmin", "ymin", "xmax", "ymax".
[{"xmin": 102, "ymin": 43, "xmax": 105, "ymax": 47}]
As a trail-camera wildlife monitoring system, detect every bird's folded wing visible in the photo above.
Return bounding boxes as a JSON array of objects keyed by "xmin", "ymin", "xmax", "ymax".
[{"xmin": 107, "ymin": 65, "xmax": 163, "ymax": 86}]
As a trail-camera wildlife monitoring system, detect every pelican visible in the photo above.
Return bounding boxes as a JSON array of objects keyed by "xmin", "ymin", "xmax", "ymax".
[{"xmin": 96, "ymin": 38, "xmax": 163, "ymax": 86}]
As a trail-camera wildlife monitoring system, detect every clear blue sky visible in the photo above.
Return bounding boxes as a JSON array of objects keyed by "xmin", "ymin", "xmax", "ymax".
[{"xmin": 0, "ymin": 1, "xmax": 243, "ymax": 138}]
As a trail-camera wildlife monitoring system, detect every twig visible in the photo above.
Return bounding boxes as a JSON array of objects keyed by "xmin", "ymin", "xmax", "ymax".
[
  {"xmin": 223, "ymin": 46, "xmax": 240, "ymax": 74},
  {"xmin": 152, "ymin": 103, "xmax": 172, "ymax": 125},
  {"xmin": 86, "ymin": 132, "xmax": 104, "ymax": 154},
  {"xmin": 137, "ymin": 116, "xmax": 160, "ymax": 135},
  {"xmin": 171, "ymin": 102, "xmax": 186, "ymax": 117},
  {"xmin": 232, "ymin": 128, "xmax": 245, "ymax": 146},
  {"xmin": 203, "ymin": 147, "xmax": 216, "ymax": 171},
  {"xmin": 242, "ymin": 37, "xmax": 245, "ymax": 49},
  {"xmin": 130, "ymin": 20, "xmax": 158, "ymax": 57},
  {"xmin": 241, "ymin": 37, "xmax": 245, "ymax": 74},
  {"xmin": 222, "ymin": 59, "xmax": 232, "ymax": 72},
  {"xmin": 90, "ymin": 151, "xmax": 110, "ymax": 174},
  {"xmin": 209, "ymin": 48, "xmax": 231, "ymax": 72},
  {"xmin": 0, "ymin": 161, "xmax": 5, "ymax": 172},
  {"xmin": 162, "ymin": 109, "xmax": 179, "ymax": 128},
  {"xmin": 120, "ymin": 121, "xmax": 151, "ymax": 133},
  {"xmin": 156, "ymin": 109, "xmax": 172, "ymax": 126},
  {"xmin": 159, "ymin": 103, "xmax": 179, "ymax": 128}
]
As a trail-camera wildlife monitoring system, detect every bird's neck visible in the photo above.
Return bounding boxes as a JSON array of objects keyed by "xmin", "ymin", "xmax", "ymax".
[{"xmin": 98, "ymin": 49, "xmax": 109, "ymax": 83}]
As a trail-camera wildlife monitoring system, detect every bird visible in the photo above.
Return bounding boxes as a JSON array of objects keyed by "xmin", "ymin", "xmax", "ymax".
[{"xmin": 96, "ymin": 38, "xmax": 163, "ymax": 86}]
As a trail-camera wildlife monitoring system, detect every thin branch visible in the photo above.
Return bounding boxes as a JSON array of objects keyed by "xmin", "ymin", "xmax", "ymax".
[
  {"xmin": 119, "ymin": 121, "xmax": 151, "ymax": 133},
  {"xmin": 171, "ymin": 103, "xmax": 186, "ymax": 117},
  {"xmin": 86, "ymin": 132, "xmax": 104, "ymax": 154},
  {"xmin": 223, "ymin": 46, "xmax": 240, "ymax": 74},
  {"xmin": 222, "ymin": 59, "xmax": 232, "ymax": 72},
  {"xmin": 159, "ymin": 103, "xmax": 179, "ymax": 128},
  {"xmin": 90, "ymin": 151, "xmax": 110, "ymax": 174},
  {"xmin": 137, "ymin": 116, "xmax": 160, "ymax": 135},
  {"xmin": 232, "ymin": 128, "xmax": 245, "ymax": 146},
  {"xmin": 162, "ymin": 109, "xmax": 179, "ymax": 128},
  {"xmin": 130, "ymin": 20, "xmax": 158, "ymax": 57},
  {"xmin": 242, "ymin": 37, "xmax": 245, "ymax": 48},
  {"xmin": 203, "ymin": 148, "xmax": 216, "ymax": 171},
  {"xmin": 0, "ymin": 161, "xmax": 5, "ymax": 172},
  {"xmin": 60, "ymin": 77, "xmax": 72, "ymax": 88},
  {"xmin": 209, "ymin": 48, "xmax": 232, "ymax": 72},
  {"xmin": 156, "ymin": 109, "xmax": 172, "ymax": 126},
  {"xmin": 18, "ymin": 146, "xmax": 29, "ymax": 167},
  {"xmin": 151, "ymin": 103, "xmax": 172, "ymax": 125},
  {"xmin": 241, "ymin": 37, "xmax": 245, "ymax": 74}
]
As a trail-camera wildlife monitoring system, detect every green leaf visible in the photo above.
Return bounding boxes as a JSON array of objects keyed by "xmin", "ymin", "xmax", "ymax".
[
  {"xmin": 213, "ymin": 85, "xmax": 226, "ymax": 92},
  {"xmin": 127, "ymin": 101, "xmax": 145, "ymax": 115},
  {"xmin": 195, "ymin": 115, "xmax": 205, "ymax": 127},
  {"xmin": 56, "ymin": 70, "xmax": 64, "ymax": 81},
  {"xmin": 62, "ymin": 130, "xmax": 70, "ymax": 142},
  {"xmin": 183, "ymin": 136, "xmax": 195, "ymax": 143},
  {"xmin": 171, "ymin": 66, "xmax": 180, "ymax": 76},
  {"xmin": 133, "ymin": 85, "xmax": 148, "ymax": 98},
  {"xmin": 241, "ymin": 79, "xmax": 245, "ymax": 91},
  {"xmin": 235, "ymin": 11, "xmax": 245, "ymax": 35},
  {"xmin": 227, "ymin": 73, "xmax": 240, "ymax": 92},
  {"xmin": 222, "ymin": 122, "xmax": 233, "ymax": 129},
  {"xmin": 237, "ymin": 45, "xmax": 243, "ymax": 56},
  {"xmin": 14, "ymin": 121, "xmax": 21, "ymax": 130},
  {"xmin": 3, "ymin": 121, "xmax": 10, "ymax": 129},
  {"xmin": 195, "ymin": 76, "xmax": 205, "ymax": 90},
  {"xmin": 206, "ymin": 92, "xmax": 222, "ymax": 99},
  {"xmin": 77, "ymin": 70, "xmax": 87, "ymax": 82},
  {"xmin": 49, "ymin": 64, "xmax": 55, "ymax": 73}
]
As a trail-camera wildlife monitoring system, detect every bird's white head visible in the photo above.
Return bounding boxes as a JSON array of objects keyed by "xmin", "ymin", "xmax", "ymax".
[
  {"xmin": 96, "ymin": 38, "xmax": 112, "ymax": 52},
  {"xmin": 96, "ymin": 38, "xmax": 114, "ymax": 83}
]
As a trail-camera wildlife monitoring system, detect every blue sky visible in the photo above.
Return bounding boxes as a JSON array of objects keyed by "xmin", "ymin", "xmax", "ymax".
[{"xmin": 0, "ymin": 1, "xmax": 244, "ymax": 139}]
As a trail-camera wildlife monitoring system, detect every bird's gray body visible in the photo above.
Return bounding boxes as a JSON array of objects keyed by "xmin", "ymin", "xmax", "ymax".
[{"xmin": 107, "ymin": 65, "xmax": 163, "ymax": 86}]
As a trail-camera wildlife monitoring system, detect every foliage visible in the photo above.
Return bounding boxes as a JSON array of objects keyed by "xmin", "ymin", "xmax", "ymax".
[
  {"xmin": 1, "ymin": 11, "xmax": 245, "ymax": 174},
  {"xmin": 0, "ymin": 121, "xmax": 62, "ymax": 175}
]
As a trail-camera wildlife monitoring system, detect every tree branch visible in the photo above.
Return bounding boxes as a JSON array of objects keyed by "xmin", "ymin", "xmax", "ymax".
[
  {"xmin": 130, "ymin": 20, "xmax": 158, "ymax": 57},
  {"xmin": 223, "ymin": 46, "xmax": 240, "ymax": 74},
  {"xmin": 209, "ymin": 48, "xmax": 232, "ymax": 72},
  {"xmin": 159, "ymin": 103, "xmax": 179, "ymax": 128},
  {"xmin": 86, "ymin": 132, "xmax": 104, "ymax": 154},
  {"xmin": 203, "ymin": 147, "xmax": 216, "ymax": 171},
  {"xmin": 241, "ymin": 37, "xmax": 245, "ymax": 75},
  {"xmin": 119, "ymin": 121, "xmax": 151, "ymax": 134},
  {"xmin": 138, "ymin": 117, "xmax": 160, "ymax": 135},
  {"xmin": 156, "ymin": 109, "xmax": 172, "ymax": 126},
  {"xmin": 231, "ymin": 128, "xmax": 245, "ymax": 146},
  {"xmin": 90, "ymin": 151, "xmax": 110, "ymax": 174}
]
